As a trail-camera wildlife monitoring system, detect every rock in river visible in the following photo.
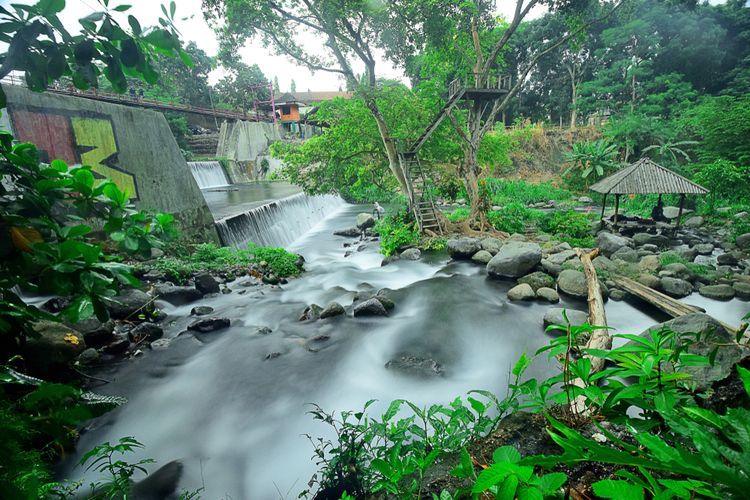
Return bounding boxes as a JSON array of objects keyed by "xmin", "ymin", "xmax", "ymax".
[
  {"xmin": 107, "ymin": 288, "xmax": 152, "ymax": 319},
  {"xmin": 385, "ymin": 355, "xmax": 444, "ymax": 378},
  {"xmin": 194, "ymin": 272, "xmax": 220, "ymax": 295},
  {"xmin": 507, "ymin": 283, "xmax": 535, "ymax": 301},
  {"xmin": 352, "ymin": 297, "xmax": 388, "ymax": 317},
  {"xmin": 447, "ymin": 237, "xmax": 482, "ymax": 259},
  {"xmin": 660, "ymin": 277, "xmax": 693, "ymax": 298},
  {"xmin": 698, "ymin": 284, "xmax": 735, "ymax": 301},
  {"xmin": 399, "ymin": 248, "xmax": 421, "ymax": 260},
  {"xmin": 320, "ymin": 302, "xmax": 345, "ymax": 319},
  {"xmin": 154, "ymin": 284, "xmax": 203, "ymax": 305},
  {"xmin": 596, "ymin": 232, "xmax": 634, "ymax": 257},
  {"xmin": 556, "ymin": 269, "xmax": 587, "ymax": 298},
  {"xmin": 543, "ymin": 308, "xmax": 588, "ymax": 328},
  {"xmin": 187, "ymin": 317, "xmax": 230, "ymax": 333},
  {"xmin": 486, "ymin": 242, "xmax": 542, "ymax": 278}
]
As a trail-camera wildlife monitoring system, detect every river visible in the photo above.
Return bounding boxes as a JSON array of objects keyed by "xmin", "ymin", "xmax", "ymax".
[{"xmin": 61, "ymin": 200, "xmax": 748, "ymax": 498}]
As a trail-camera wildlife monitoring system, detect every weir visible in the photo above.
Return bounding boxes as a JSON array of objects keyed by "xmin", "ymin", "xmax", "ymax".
[
  {"xmin": 188, "ymin": 161, "xmax": 231, "ymax": 189},
  {"xmin": 215, "ymin": 192, "xmax": 345, "ymax": 248}
]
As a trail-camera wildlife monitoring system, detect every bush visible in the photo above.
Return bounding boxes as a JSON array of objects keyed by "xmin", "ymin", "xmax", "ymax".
[
  {"xmin": 374, "ymin": 213, "xmax": 420, "ymax": 256},
  {"xmin": 692, "ymin": 160, "xmax": 750, "ymax": 205},
  {"xmin": 538, "ymin": 210, "xmax": 594, "ymax": 246},
  {"xmin": 447, "ymin": 207, "xmax": 470, "ymax": 222},
  {"xmin": 483, "ymin": 178, "xmax": 572, "ymax": 206},
  {"xmin": 487, "ymin": 203, "xmax": 535, "ymax": 234},
  {"xmin": 154, "ymin": 243, "xmax": 302, "ymax": 282}
]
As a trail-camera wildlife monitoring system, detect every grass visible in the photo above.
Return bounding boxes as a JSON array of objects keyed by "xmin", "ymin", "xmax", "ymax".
[
  {"xmin": 484, "ymin": 178, "xmax": 573, "ymax": 206},
  {"xmin": 446, "ymin": 207, "xmax": 471, "ymax": 222},
  {"xmin": 154, "ymin": 243, "xmax": 302, "ymax": 282}
]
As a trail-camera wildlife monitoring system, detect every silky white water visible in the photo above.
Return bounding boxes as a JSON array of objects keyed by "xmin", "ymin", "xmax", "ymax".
[{"xmin": 189, "ymin": 161, "xmax": 231, "ymax": 189}]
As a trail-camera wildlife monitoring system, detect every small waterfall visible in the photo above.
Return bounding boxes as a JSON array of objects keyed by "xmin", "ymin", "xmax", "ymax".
[
  {"xmin": 216, "ymin": 192, "xmax": 346, "ymax": 248},
  {"xmin": 189, "ymin": 161, "xmax": 230, "ymax": 189}
]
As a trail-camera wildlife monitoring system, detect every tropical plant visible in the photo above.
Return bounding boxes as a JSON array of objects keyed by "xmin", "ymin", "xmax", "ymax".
[
  {"xmin": 643, "ymin": 139, "xmax": 699, "ymax": 164},
  {"xmin": 563, "ymin": 139, "xmax": 619, "ymax": 179},
  {"xmin": 374, "ymin": 212, "xmax": 420, "ymax": 257}
]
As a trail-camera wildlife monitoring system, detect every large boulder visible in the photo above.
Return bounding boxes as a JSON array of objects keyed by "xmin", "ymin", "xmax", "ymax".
[
  {"xmin": 107, "ymin": 288, "xmax": 152, "ymax": 319},
  {"xmin": 70, "ymin": 318, "xmax": 115, "ymax": 348},
  {"xmin": 447, "ymin": 237, "xmax": 482, "ymax": 259},
  {"xmin": 194, "ymin": 272, "xmax": 220, "ymax": 295},
  {"xmin": 734, "ymin": 282, "xmax": 750, "ymax": 300},
  {"xmin": 353, "ymin": 298, "xmax": 388, "ymax": 317},
  {"xmin": 638, "ymin": 255, "xmax": 661, "ymax": 273},
  {"xmin": 663, "ymin": 206, "xmax": 691, "ymax": 219},
  {"xmin": 320, "ymin": 302, "xmax": 345, "ymax": 319},
  {"xmin": 356, "ymin": 213, "xmax": 375, "ymax": 229},
  {"xmin": 187, "ymin": 317, "xmax": 230, "ymax": 333},
  {"xmin": 640, "ymin": 314, "xmax": 746, "ymax": 389},
  {"xmin": 299, "ymin": 304, "xmax": 323, "ymax": 321},
  {"xmin": 486, "ymin": 242, "xmax": 542, "ymax": 278},
  {"xmin": 596, "ymin": 232, "xmax": 634, "ymax": 257},
  {"xmin": 633, "ymin": 233, "xmax": 670, "ymax": 248},
  {"xmin": 518, "ymin": 271, "xmax": 555, "ymax": 292},
  {"xmin": 694, "ymin": 243, "xmax": 715, "ymax": 255},
  {"xmin": 736, "ymin": 233, "xmax": 750, "ymax": 250},
  {"xmin": 507, "ymin": 283, "xmax": 536, "ymax": 301},
  {"xmin": 684, "ymin": 216, "xmax": 704, "ymax": 228},
  {"xmin": 557, "ymin": 269, "xmax": 588, "ymax": 298},
  {"xmin": 546, "ymin": 249, "xmax": 577, "ymax": 266},
  {"xmin": 334, "ymin": 227, "xmax": 361, "ymax": 237},
  {"xmin": 24, "ymin": 321, "xmax": 86, "ymax": 376},
  {"xmin": 611, "ymin": 246, "xmax": 639, "ymax": 263},
  {"xmin": 128, "ymin": 322, "xmax": 164, "ymax": 342},
  {"xmin": 471, "ymin": 250, "xmax": 493, "ymax": 264},
  {"xmin": 698, "ymin": 284, "xmax": 735, "ymax": 301},
  {"xmin": 660, "ymin": 277, "xmax": 693, "ymax": 298},
  {"xmin": 536, "ymin": 287, "xmax": 560, "ymax": 303},
  {"xmin": 480, "ymin": 237, "xmax": 504, "ymax": 255},
  {"xmin": 154, "ymin": 284, "xmax": 202, "ymax": 305},
  {"xmin": 543, "ymin": 308, "xmax": 589, "ymax": 327},
  {"xmin": 399, "ymin": 248, "xmax": 421, "ymax": 261}
]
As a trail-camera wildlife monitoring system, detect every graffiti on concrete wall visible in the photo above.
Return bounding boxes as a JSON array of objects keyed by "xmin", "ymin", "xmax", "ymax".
[{"xmin": 9, "ymin": 105, "xmax": 138, "ymax": 199}]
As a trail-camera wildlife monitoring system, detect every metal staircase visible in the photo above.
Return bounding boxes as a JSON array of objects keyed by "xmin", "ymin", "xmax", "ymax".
[{"xmin": 401, "ymin": 152, "xmax": 443, "ymax": 234}]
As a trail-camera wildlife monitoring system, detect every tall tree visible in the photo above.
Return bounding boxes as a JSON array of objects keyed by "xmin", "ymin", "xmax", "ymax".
[
  {"xmin": 290, "ymin": 78, "xmax": 296, "ymax": 93},
  {"xmin": 215, "ymin": 60, "xmax": 268, "ymax": 111}
]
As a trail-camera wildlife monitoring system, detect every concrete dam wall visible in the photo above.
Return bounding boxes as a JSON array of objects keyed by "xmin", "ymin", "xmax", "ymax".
[
  {"xmin": 216, "ymin": 120, "xmax": 292, "ymax": 183},
  {"xmin": 0, "ymin": 85, "xmax": 218, "ymax": 243}
]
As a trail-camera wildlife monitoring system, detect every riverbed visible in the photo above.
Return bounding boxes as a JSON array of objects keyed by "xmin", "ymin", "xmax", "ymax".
[{"xmin": 62, "ymin": 202, "xmax": 748, "ymax": 498}]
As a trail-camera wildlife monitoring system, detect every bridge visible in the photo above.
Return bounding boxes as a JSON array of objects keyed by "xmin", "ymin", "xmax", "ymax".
[{"xmin": 0, "ymin": 76, "xmax": 273, "ymax": 124}]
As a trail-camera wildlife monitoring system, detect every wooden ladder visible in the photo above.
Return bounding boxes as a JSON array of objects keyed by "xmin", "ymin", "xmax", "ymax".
[{"xmin": 401, "ymin": 153, "xmax": 443, "ymax": 234}]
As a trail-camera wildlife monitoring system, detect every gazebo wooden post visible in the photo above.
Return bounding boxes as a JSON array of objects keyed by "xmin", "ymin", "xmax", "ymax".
[
  {"xmin": 613, "ymin": 194, "xmax": 621, "ymax": 228},
  {"xmin": 599, "ymin": 193, "xmax": 608, "ymax": 228},
  {"xmin": 675, "ymin": 193, "xmax": 686, "ymax": 229}
]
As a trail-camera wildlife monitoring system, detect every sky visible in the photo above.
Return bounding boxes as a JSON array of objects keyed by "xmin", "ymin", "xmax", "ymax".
[{"xmin": 1, "ymin": 0, "xmax": 546, "ymax": 92}]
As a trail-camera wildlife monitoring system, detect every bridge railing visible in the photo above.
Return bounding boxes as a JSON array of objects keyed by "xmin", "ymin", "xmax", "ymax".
[{"xmin": 0, "ymin": 76, "xmax": 272, "ymax": 122}]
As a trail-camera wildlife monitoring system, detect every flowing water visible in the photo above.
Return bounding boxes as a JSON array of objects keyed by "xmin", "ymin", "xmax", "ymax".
[
  {"xmin": 62, "ymin": 202, "xmax": 748, "ymax": 498},
  {"xmin": 215, "ymin": 192, "xmax": 345, "ymax": 248},
  {"xmin": 189, "ymin": 161, "xmax": 231, "ymax": 190}
]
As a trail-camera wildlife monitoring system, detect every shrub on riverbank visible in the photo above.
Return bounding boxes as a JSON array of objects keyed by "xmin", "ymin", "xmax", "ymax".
[
  {"xmin": 304, "ymin": 317, "xmax": 750, "ymax": 499},
  {"xmin": 374, "ymin": 213, "xmax": 420, "ymax": 256},
  {"xmin": 154, "ymin": 243, "xmax": 303, "ymax": 282}
]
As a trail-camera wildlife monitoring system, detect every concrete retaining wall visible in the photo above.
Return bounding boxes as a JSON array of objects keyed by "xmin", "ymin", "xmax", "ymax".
[
  {"xmin": 1, "ymin": 85, "xmax": 219, "ymax": 243},
  {"xmin": 216, "ymin": 120, "xmax": 283, "ymax": 182}
]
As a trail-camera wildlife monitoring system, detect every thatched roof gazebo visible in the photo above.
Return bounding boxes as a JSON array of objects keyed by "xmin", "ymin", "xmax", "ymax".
[{"xmin": 589, "ymin": 158, "xmax": 709, "ymax": 228}]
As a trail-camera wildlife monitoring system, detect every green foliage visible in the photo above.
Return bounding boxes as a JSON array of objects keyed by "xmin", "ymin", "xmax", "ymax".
[
  {"xmin": 682, "ymin": 94, "xmax": 750, "ymax": 165},
  {"xmin": 0, "ymin": 145, "xmax": 177, "ymax": 356},
  {"xmin": 603, "ymin": 113, "xmax": 666, "ymax": 163},
  {"xmin": 470, "ymin": 445, "xmax": 566, "ymax": 498},
  {"xmin": 659, "ymin": 251, "xmax": 688, "ymax": 267},
  {"xmin": 374, "ymin": 213, "xmax": 420, "ymax": 257},
  {"xmin": 538, "ymin": 210, "xmax": 595, "ymax": 247},
  {"xmin": 165, "ymin": 113, "xmax": 189, "ymax": 150},
  {"xmin": 563, "ymin": 139, "xmax": 619, "ymax": 190},
  {"xmin": 0, "ymin": 366, "xmax": 127, "ymax": 497},
  {"xmin": 0, "ymin": 0, "xmax": 191, "ymax": 103},
  {"xmin": 154, "ymin": 243, "xmax": 302, "ymax": 282},
  {"xmin": 487, "ymin": 203, "xmax": 535, "ymax": 234},
  {"xmin": 477, "ymin": 126, "xmax": 534, "ymax": 174},
  {"xmin": 80, "ymin": 437, "xmax": 154, "ymax": 498},
  {"xmin": 692, "ymin": 160, "xmax": 750, "ymax": 205},
  {"xmin": 483, "ymin": 178, "xmax": 573, "ymax": 206},
  {"xmin": 446, "ymin": 207, "xmax": 470, "ymax": 223}
]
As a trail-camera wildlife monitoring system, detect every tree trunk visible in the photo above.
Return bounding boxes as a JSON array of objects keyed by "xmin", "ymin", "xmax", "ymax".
[
  {"xmin": 570, "ymin": 82, "xmax": 578, "ymax": 129},
  {"xmin": 364, "ymin": 98, "xmax": 409, "ymax": 196}
]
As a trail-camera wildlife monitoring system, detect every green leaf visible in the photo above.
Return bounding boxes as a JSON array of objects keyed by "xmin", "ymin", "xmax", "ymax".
[
  {"xmin": 128, "ymin": 15, "xmax": 141, "ymax": 35},
  {"xmin": 38, "ymin": 0, "xmax": 65, "ymax": 16},
  {"xmin": 497, "ymin": 475, "xmax": 519, "ymax": 500},
  {"xmin": 593, "ymin": 480, "xmax": 645, "ymax": 500},
  {"xmin": 738, "ymin": 366, "xmax": 750, "ymax": 397},
  {"xmin": 492, "ymin": 446, "xmax": 521, "ymax": 464},
  {"xmin": 113, "ymin": 4, "xmax": 131, "ymax": 11},
  {"xmin": 517, "ymin": 485, "xmax": 544, "ymax": 500},
  {"xmin": 473, "ymin": 463, "xmax": 512, "ymax": 493},
  {"xmin": 538, "ymin": 472, "xmax": 567, "ymax": 494},
  {"xmin": 512, "ymin": 352, "xmax": 530, "ymax": 377}
]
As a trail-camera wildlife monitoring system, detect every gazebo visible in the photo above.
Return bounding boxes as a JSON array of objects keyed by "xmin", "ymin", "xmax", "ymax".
[{"xmin": 589, "ymin": 158, "xmax": 709, "ymax": 228}]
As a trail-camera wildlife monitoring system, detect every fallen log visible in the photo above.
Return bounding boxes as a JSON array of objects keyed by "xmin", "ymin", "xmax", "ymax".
[{"xmin": 570, "ymin": 248, "xmax": 612, "ymax": 415}]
